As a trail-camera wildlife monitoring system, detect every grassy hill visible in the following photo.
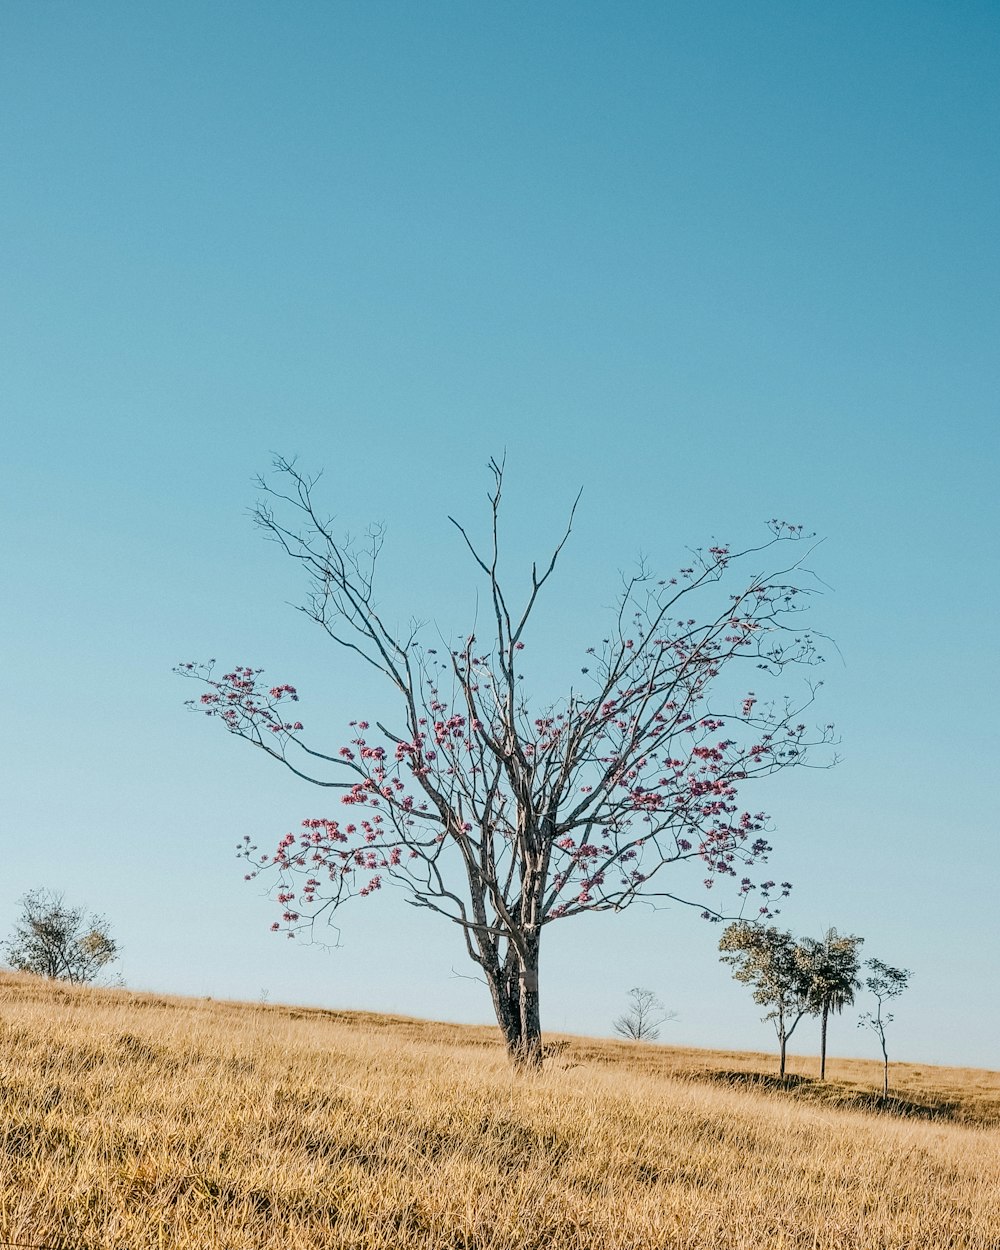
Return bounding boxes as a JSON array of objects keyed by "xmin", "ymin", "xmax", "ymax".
[{"xmin": 1, "ymin": 971, "xmax": 997, "ymax": 1248}]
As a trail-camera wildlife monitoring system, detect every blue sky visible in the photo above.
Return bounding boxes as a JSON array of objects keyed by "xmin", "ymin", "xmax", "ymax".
[{"xmin": 2, "ymin": 1, "xmax": 998, "ymax": 1069}]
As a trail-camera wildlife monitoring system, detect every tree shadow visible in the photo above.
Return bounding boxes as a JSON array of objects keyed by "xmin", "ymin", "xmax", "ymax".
[
  {"xmin": 698, "ymin": 1069, "xmax": 961, "ymax": 1121},
  {"xmin": 837, "ymin": 1090, "xmax": 961, "ymax": 1121},
  {"xmin": 704, "ymin": 1069, "xmax": 812, "ymax": 1091}
]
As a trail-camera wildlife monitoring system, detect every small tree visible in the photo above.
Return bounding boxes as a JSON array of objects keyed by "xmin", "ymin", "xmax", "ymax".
[
  {"xmin": 719, "ymin": 920, "xmax": 815, "ymax": 1078},
  {"xmin": 4, "ymin": 889, "xmax": 120, "ymax": 984},
  {"xmin": 801, "ymin": 927, "xmax": 863, "ymax": 1079},
  {"xmin": 858, "ymin": 958, "xmax": 910, "ymax": 1097},
  {"xmin": 178, "ymin": 457, "xmax": 831, "ymax": 1069},
  {"xmin": 612, "ymin": 986, "xmax": 676, "ymax": 1041}
]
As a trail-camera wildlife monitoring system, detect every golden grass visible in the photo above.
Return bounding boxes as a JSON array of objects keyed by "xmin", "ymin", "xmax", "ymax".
[{"xmin": 1, "ymin": 972, "xmax": 997, "ymax": 1249}]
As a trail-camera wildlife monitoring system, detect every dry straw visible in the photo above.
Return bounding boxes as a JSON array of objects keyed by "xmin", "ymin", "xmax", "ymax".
[{"xmin": 1, "ymin": 972, "xmax": 997, "ymax": 1249}]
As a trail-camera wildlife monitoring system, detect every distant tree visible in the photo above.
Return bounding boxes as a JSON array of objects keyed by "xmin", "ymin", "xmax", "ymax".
[
  {"xmin": 719, "ymin": 920, "xmax": 815, "ymax": 1078},
  {"xmin": 3, "ymin": 889, "xmax": 120, "ymax": 984},
  {"xmin": 857, "ymin": 958, "xmax": 910, "ymax": 1097},
  {"xmin": 801, "ymin": 927, "xmax": 864, "ymax": 1079},
  {"xmin": 612, "ymin": 987, "xmax": 676, "ymax": 1041},
  {"xmin": 178, "ymin": 457, "xmax": 831, "ymax": 1069}
]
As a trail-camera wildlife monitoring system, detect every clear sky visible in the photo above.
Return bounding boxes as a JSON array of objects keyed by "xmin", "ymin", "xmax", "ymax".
[{"xmin": 2, "ymin": 1, "xmax": 998, "ymax": 1069}]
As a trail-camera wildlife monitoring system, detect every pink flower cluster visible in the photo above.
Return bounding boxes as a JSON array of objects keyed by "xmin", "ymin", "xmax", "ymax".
[{"xmin": 178, "ymin": 663, "xmax": 304, "ymax": 735}]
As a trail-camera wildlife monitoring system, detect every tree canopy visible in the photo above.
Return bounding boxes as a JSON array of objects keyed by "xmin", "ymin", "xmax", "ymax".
[{"xmin": 4, "ymin": 889, "xmax": 120, "ymax": 985}]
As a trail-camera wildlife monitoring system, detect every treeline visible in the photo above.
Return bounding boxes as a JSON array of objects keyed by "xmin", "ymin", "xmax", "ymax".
[
  {"xmin": 614, "ymin": 925, "xmax": 910, "ymax": 1096},
  {"xmin": 718, "ymin": 922, "xmax": 909, "ymax": 1096}
]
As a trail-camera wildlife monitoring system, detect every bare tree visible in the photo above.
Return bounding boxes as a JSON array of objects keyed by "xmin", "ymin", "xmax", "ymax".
[
  {"xmin": 612, "ymin": 986, "xmax": 676, "ymax": 1041},
  {"xmin": 4, "ymin": 889, "xmax": 120, "ymax": 984},
  {"xmin": 858, "ymin": 958, "xmax": 910, "ymax": 1097},
  {"xmin": 719, "ymin": 920, "xmax": 816, "ymax": 1078},
  {"xmin": 178, "ymin": 456, "xmax": 831, "ymax": 1068},
  {"xmin": 801, "ymin": 927, "xmax": 864, "ymax": 1079}
]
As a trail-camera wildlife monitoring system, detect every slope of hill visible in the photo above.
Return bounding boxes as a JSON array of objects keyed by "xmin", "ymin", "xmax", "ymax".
[{"xmin": 0, "ymin": 972, "xmax": 997, "ymax": 1249}]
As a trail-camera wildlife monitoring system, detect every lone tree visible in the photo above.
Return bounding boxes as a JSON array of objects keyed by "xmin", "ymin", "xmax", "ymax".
[
  {"xmin": 4, "ymin": 889, "xmax": 120, "ymax": 984},
  {"xmin": 612, "ymin": 986, "xmax": 676, "ymax": 1041},
  {"xmin": 178, "ymin": 457, "xmax": 830, "ymax": 1068},
  {"xmin": 719, "ymin": 920, "xmax": 816, "ymax": 1078},
  {"xmin": 801, "ymin": 926, "xmax": 864, "ymax": 1079},
  {"xmin": 858, "ymin": 958, "xmax": 910, "ymax": 1097}
]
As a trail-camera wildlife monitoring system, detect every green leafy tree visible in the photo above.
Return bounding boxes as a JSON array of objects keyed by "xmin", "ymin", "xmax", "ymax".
[
  {"xmin": 3, "ymin": 889, "xmax": 120, "ymax": 984},
  {"xmin": 719, "ymin": 920, "xmax": 815, "ymax": 1078},
  {"xmin": 857, "ymin": 957, "xmax": 910, "ymax": 1097},
  {"xmin": 801, "ymin": 927, "xmax": 864, "ymax": 1079}
]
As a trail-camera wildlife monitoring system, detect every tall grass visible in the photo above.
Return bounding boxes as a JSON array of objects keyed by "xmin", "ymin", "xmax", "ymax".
[{"xmin": 0, "ymin": 972, "xmax": 997, "ymax": 1248}]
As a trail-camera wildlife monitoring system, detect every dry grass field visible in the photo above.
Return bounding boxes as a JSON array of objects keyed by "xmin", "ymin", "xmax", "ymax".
[{"xmin": 0, "ymin": 971, "xmax": 997, "ymax": 1249}]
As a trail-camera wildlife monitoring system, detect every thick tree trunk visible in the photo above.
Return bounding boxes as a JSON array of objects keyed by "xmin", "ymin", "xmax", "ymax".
[
  {"xmin": 820, "ymin": 1003, "xmax": 829, "ymax": 1079},
  {"xmin": 485, "ymin": 962, "xmax": 522, "ymax": 1058},
  {"xmin": 516, "ymin": 943, "xmax": 542, "ymax": 1070},
  {"xmin": 483, "ymin": 940, "xmax": 543, "ymax": 1069}
]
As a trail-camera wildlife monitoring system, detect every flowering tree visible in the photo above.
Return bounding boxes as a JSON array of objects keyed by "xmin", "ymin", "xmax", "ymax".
[{"xmin": 177, "ymin": 456, "xmax": 831, "ymax": 1068}]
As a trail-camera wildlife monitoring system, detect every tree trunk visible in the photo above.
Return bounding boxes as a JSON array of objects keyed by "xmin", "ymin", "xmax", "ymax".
[
  {"xmin": 881, "ymin": 1034, "xmax": 889, "ymax": 1098},
  {"xmin": 477, "ymin": 862, "xmax": 544, "ymax": 1069},
  {"xmin": 516, "ymin": 946, "xmax": 542, "ymax": 1070},
  {"xmin": 483, "ymin": 941, "xmax": 543, "ymax": 1069},
  {"xmin": 779, "ymin": 1031, "xmax": 787, "ymax": 1080},
  {"xmin": 485, "ymin": 961, "xmax": 522, "ymax": 1060},
  {"xmin": 820, "ymin": 1003, "xmax": 829, "ymax": 1080}
]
